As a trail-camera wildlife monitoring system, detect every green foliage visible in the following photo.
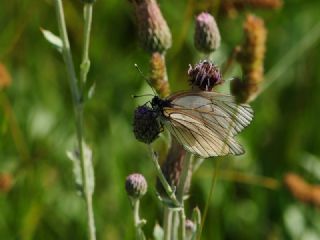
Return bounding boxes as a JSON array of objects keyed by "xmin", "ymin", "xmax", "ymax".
[{"xmin": 1, "ymin": 0, "xmax": 320, "ymax": 239}]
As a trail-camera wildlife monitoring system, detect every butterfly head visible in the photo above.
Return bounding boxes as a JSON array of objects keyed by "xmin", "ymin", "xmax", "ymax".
[{"xmin": 151, "ymin": 96, "xmax": 172, "ymax": 113}]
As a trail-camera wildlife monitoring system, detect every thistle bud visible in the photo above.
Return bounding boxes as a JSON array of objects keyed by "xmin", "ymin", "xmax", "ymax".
[
  {"xmin": 185, "ymin": 219, "xmax": 196, "ymax": 239},
  {"xmin": 129, "ymin": 0, "xmax": 172, "ymax": 53},
  {"xmin": 0, "ymin": 63, "xmax": 12, "ymax": 90},
  {"xmin": 125, "ymin": 173, "xmax": 148, "ymax": 199},
  {"xmin": 188, "ymin": 60, "xmax": 223, "ymax": 91},
  {"xmin": 133, "ymin": 106, "xmax": 161, "ymax": 144},
  {"xmin": 232, "ymin": 14, "xmax": 267, "ymax": 103},
  {"xmin": 194, "ymin": 12, "xmax": 221, "ymax": 53}
]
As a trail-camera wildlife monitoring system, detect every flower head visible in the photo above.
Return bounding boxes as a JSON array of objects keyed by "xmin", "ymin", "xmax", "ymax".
[
  {"xmin": 133, "ymin": 105, "xmax": 161, "ymax": 144},
  {"xmin": 188, "ymin": 60, "xmax": 223, "ymax": 91},
  {"xmin": 125, "ymin": 173, "xmax": 148, "ymax": 199}
]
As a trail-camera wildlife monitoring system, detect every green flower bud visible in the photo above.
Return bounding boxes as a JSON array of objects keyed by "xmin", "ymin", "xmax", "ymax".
[
  {"xmin": 130, "ymin": 0, "xmax": 172, "ymax": 53},
  {"xmin": 185, "ymin": 219, "xmax": 195, "ymax": 239},
  {"xmin": 125, "ymin": 173, "xmax": 148, "ymax": 199},
  {"xmin": 194, "ymin": 12, "xmax": 221, "ymax": 53}
]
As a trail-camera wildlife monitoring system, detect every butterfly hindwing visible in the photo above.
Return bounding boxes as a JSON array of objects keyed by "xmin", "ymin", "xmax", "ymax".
[{"xmin": 161, "ymin": 91, "xmax": 253, "ymax": 158}]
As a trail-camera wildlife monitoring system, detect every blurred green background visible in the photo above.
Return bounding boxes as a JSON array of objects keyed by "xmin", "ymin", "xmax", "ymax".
[{"xmin": 1, "ymin": 0, "xmax": 320, "ymax": 239}]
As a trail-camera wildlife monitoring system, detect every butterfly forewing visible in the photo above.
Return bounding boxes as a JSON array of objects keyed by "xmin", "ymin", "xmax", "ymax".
[{"xmin": 161, "ymin": 91, "xmax": 253, "ymax": 158}]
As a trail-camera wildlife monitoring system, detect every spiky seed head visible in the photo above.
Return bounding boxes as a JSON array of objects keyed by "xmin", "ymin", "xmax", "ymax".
[
  {"xmin": 133, "ymin": 106, "xmax": 161, "ymax": 144},
  {"xmin": 232, "ymin": 14, "xmax": 267, "ymax": 103},
  {"xmin": 125, "ymin": 173, "xmax": 148, "ymax": 199},
  {"xmin": 188, "ymin": 60, "xmax": 223, "ymax": 91},
  {"xmin": 150, "ymin": 52, "xmax": 170, "ymax": 97},
  {"xmin": 130, "ymin": 0, "xmax": 172, "ymax": 53},
  {"xmin": 194, "ymin": 12, "xmax": 221, "ymax": 53}
]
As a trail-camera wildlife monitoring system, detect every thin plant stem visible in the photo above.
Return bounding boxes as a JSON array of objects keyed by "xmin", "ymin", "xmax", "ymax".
[
  {"xmin": 191, "ymin": 207, "xmax": 201, "ymax": 240},
  {"xmin": 80, "ymin": 4, "xmax": 93, "ymax": 89},
  {"xmin": 197, "ymin": 107, "xmax": 240, "ymax": 240},
  {"xmin": 171, "ymin": 211, "xmax": 180, "ymax": 240},
  {"xmin": 177, "ymin": 152, "xmax": 193, "ymax": 202},
  {"xmin": 148, "ymin": 145, "xmax": 180, "ymax": 207},
  {"xmin": 177, "ymin": 152, "xmax": 193, "ymax": 240},
  {"xmin": 163, "ymin": 207, "xmax": 173, "ymax": 240},
  {"xmin": 179, "ymin": 209, "xmax": 186, "ymax": 240},
  {"xmin": 53, "ymin": 1, "xmax": 96, "ymax": 239},
  {"xmin": 133, "ymin": 199, "xmax": 146, "ymax": 240},
  {"xmin": 221, "ymin": 47, "xmax": 240, "ymax": 76},
  {"xmin": 198, "ymin": 157, "xmax": 221, "ymax": 239}
]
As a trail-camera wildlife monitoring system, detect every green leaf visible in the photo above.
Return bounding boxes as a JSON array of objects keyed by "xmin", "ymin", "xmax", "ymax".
[
  {"xmin": 83, "ymin": 142, "xmax": 95, "ymax": 196},
  {"xmin": 67, "ymin": 149, "xmax": 83, "ymax": 195},
  {"xmin": 40, "ymin": 28, "xmax": 63, "ymax": 52},
  {"xmin": 67, "ymin": 141, "xmax": 95, "ymax": 196},
  {"xmin": 87, "ymin": 82, "xmax": 96, "ymax": 99}
]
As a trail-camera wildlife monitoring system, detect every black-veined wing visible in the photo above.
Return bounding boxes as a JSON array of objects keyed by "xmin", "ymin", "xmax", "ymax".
[
  {"xmin": 163, "ymin": 109, "xmax": 244, "ymax": 158},
  {"xmin": 167, "ymin": 91, "xmax": 253, "ymax": 137},
  {"xmin": 161, "ymin": 91, "xmax": 253, "ymax": 158}
]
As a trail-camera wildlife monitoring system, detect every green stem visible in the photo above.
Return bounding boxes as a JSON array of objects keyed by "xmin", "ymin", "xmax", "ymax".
[
  {"xmin": 177, "ymin": 152, "xmax": 193, "ymax": 202},
  {"xmin": 179, "ymin": 210, "xmax": 186, "ymax": 240},
  {"xmin": 54, "ymin": 1, "xmax": 96, "ymax": 240},
  {"xmin": 197, "ymin": 158, "xmax": 221, "ymax": 240},
  {"xmin": 197, "ymin": 107, "xmax": 240, "ymax": 240},
  {"xmin": 171, "ymin": 212, "xmax": 179, "ymax": 240},
  {"xmin": 163, "ymin": 207, "xmax": 173, "ymax": 240},
  {"xmin": 177, "ymin": 152, "xmax": 193, "ymax": 240},
  {"xmin": 133, "ymin": 199, "xmax": 146, "ymax": 240},
  {"xmin": 80, "ymin": 4, "xmax": 93, "ymax": 88},
  {"xmin": 148, "ymin": 145, "xmax": 180, "ymax": 207},
  {"xmin": 191, "ymin": 207, "xmax": 201, "ymax": 240}
]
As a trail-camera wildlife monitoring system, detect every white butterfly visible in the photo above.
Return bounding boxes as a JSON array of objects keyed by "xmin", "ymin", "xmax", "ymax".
[{"xmin": 150, "ymin": 91, "xmax": 253, "ymax": 158}]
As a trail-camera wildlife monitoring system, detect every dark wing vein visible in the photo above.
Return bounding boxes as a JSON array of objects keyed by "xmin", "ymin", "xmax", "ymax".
[{"xmin": 164, "ymin": 112, "xmax": 244, "ymax": 157}]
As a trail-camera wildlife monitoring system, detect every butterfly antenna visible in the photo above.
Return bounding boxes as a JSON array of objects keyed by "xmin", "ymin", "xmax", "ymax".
[
  {"xmin": 131, "ymin": 94, "xmax": 154, "ymax": 99},
  {"xmin": 134, "ymin": 63, "xmax": 157, "ymax": 95}
]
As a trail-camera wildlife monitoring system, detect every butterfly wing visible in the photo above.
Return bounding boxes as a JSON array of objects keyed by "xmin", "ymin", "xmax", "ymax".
[{"xmin": 161, "ymin": 91, "xmax": 253, "ymax": 158}]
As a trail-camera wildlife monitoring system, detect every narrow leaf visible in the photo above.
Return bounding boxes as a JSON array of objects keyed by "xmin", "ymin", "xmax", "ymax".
[
  {"xmin": 191, "ymin": 207, "xmax": 201, "ymax": 240},
  {"xmin": 82, "ymin": 142, "xmax": 95, "ymax": 196},
  {"xmin": 41, "ymin": 28, "xmax": 63, "ymax": 52},
  {"xmin": 67, "ymin": 149, "xmax": 83, "ymax": 195}
]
